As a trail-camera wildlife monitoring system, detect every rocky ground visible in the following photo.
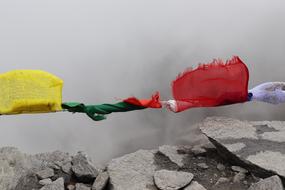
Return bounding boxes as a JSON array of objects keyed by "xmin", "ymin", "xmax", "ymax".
[{"xmin": 1, "ymin": 117, "xmax": 285, "ymax": 190}]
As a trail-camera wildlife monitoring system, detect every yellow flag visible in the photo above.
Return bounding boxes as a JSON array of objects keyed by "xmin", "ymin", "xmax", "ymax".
[{"xmin": 0, "ymin": 70, "xmax": 63, "ymax": 114}]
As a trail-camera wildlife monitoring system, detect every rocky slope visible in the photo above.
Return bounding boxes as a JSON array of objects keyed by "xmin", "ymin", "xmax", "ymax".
[{"xmin": 1, "ymin": 117, "xmax": 285, "ymax": 190}]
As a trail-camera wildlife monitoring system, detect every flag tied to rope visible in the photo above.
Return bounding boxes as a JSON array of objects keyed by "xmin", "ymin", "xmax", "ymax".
[
  {"xmin": 61, "ymin": 93, "xmax": 161, "ymax": 121},
  {"xmin": 63, "ymin": 56, "xmax": 250, "ymax": 120},
  {"xmin": 0, "ymin": 70, "xmax": 63, "ymax": 114},
  {"xmin": 171, "ymin": 56, "xmax": 249, "ymax": 112},
  {"xmin": 2, "ymin": 56, "xmax": 285, "ymax": 121}
]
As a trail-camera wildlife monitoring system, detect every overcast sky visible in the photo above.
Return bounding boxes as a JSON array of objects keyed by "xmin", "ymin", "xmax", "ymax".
[{"xmin": 0, "ymin": 0, "xmax": 285, "ymax": 163}]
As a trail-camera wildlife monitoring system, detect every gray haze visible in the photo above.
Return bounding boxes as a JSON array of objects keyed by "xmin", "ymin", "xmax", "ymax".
[{"xmin": 0, "ymin": 0, "xmax": 285, "ymax": 163}]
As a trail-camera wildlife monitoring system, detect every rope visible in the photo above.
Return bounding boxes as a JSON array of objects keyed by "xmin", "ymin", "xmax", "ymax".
[{"xmin": 62, "ymin": 102, "xmax": 146, "ymax": 121}]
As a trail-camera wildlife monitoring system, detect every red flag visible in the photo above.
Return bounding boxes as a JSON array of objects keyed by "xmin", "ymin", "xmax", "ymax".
[
  {"xmin": 123, "ymin": 92, "xmax": 162, "ymax": 108},
  {"xmin": 172, "ymin": 56, "xmax": 249, "ymax": 112}
]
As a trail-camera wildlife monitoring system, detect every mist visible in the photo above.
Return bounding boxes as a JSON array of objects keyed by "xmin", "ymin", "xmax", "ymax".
[{"xmin": 0, "ymin": 0, "xmax": 285, "ymax": 163}]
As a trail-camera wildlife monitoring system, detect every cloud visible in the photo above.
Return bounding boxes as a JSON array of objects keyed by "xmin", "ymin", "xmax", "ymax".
[{"xmin": 0, "ymin": 0, "xmax": 284, "ymax": 163}]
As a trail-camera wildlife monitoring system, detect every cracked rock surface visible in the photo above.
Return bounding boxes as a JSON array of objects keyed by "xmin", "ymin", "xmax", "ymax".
[
  {"xmin": 107, "ymin": 149, "xmax": 158, "ymax": 190},
  {"xmin": 200, "ymin": 117, "xmax": 285, "ymax": 182}
]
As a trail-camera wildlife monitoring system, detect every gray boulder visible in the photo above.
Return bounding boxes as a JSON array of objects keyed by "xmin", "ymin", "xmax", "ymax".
[
  {"xmin": 62, "ymin": 162, "xmax": 72, "ymax": 174},
  {"xmin": 248, "ymin": 175, "xmax": 284, "ymax": 190},
  {"xmin": 36, "ymin": 168, "xmax": 55, "ymax": 179},
  {"xmin": 0, "ymin": 147, "xmax": 75, "ymax": 190},
  {"xmin": 0, "ymin": 147, "xmax": 37, "ymax": 190},
  {"xmin": 200, "ymin": 117, "xmax": 285, "ymax": 181},
  {"xmin": 33, "ymin": 150, "xmax": 73, "ymax": 183},
  {"xmin": 158, "ymin": 145, "xmax": 187, "ymax": 167},
  {"xmin": 107, "ymin": 149, "xmax": 158, "ymax": 190},
  {"xmin": 39, "ymin": 178, "xmax": 52, "ymax": 186},
  {"xmin": 71, "ymin": 152, "xmax": 98, "ymax": 183},
  {"xmin": 34, "ymin": 150, "xmax": 72, "ymax": 170},
  {"xmin": 40, "ymin": 177, "xmax": 64, "ymax": 190},
  {"xmin": 154, "ymin": 170, "xmax": 194, "ymax": 190},
  {"xmin": 14, "ymin": 172, "xmax": 42, "ymax": 190},
  {"xmin": 92, "ymin": 171, "xmax": 109, "ymax": 190}
]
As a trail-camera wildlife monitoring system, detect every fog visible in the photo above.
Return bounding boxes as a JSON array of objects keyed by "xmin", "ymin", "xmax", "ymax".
[{"xmin": 0, "ymin": 0, "xmax": 285, "ymax": 163}]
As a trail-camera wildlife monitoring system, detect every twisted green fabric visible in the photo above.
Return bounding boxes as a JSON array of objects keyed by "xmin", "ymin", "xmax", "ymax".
[{"xmin": 62, "ymin": 102, "xmax": 146, "ymax": 121}]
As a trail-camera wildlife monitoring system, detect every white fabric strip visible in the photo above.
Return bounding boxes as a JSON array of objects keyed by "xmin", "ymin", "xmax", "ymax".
[
  {"xmin": 161, "ymin": 100, "xmax": 178, "ymax": 112},
  {"xmin": 249, "ymin": 82, "xmax": 285, "ymax": 104},
  {"xmin": 161, "ymin": 82, "xmax": 285, "ymax": 113}
]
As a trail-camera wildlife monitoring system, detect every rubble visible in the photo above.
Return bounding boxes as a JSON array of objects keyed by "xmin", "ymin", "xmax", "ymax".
[
  {"xmin": 1, "ymin": 117, "xmax": 285, "ymax": 190},
  {"xmin": 71, "ymin": 152, "xmax": 98, "ymax": 183}
]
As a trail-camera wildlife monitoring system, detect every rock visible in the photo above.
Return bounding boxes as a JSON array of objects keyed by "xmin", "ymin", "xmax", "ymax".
[
  {"xmin": 72, "ymin": 152, "xmax": 98, "ymax": 183},
  {"xmin": 191, "ymin": 145, "xmax": 207, "ymax": 156},
  {"xmin": 34, "ymin": 151, "xmax": 72, "ymax": 170},
  {"xmin": 34, "ymin": 151, "xmax": 72, "ymax": 183},
  {"xmin": 154, "ymin": 170, "xmax": 194, "ymax": 190},
  {"xmin": 14, "ymin": 172, "xmax": 42, "ymax": 190},
  {"xmin": 0, "ymin": 147, "xmax": 102, "ymax": 190},
  {"xmin": 0, "ymin": 147, "xmax": 75, "ymax": 190},
  {"xmin": 39, "ymin": 178, "xmax": 52, "ymax": 186},
  {"xmin": 0, "ymin": 147, "xmax": 35, "ymax": 190},
  {"xmin": 231, "ymin": 166, "xmax": 248, "ymax": 173},
  {"xmin": 200, "ymin": 117, "xmax": 285, "ymax": 180},
  {"xmin": 248, "ymin": 175, "xmax": 284, "ymax": 190},
  {"xmin": 216, "ymin": 163, "xmax": 226, "ymax": 171},
  {"xmin": 197, "ymin": 163, "xmax": 209, "ymax": 169},
  {"xmin": 233, "ymin": 172, "xmax": 246, "ymax": 183},
  {"xmin": 108, "ymin": 149, "xmax": 157, "ymax": 190},
  {"xmin": 75, "ymin": 183, "xmax": 91, "ymax": 190},
  {"xmin": 158, "ymin": 145, "xmax": 186, "ymax": 167},
  {"xmin": 214, "ymin": 177, "xmax": 230, "ymax": 186},
  {"xmin": 62, "ymin": 162, "xmax": 72, "ymax": 174},
  {"xmin": 92, "ymin": 171, "xmax": 109, "ymax": 190},
  {"xmin": 54, "ymin": 169, "xmax": 72, "ymax": 184},
  {"xmin": 184, "ymin": 181, "xmax": 207, "ymax": 190},
  {"xmin": 40, "ymin": 177, "xmax": 64, "ymax": 190},
  {"xmin": 36, "ymin": 168, "xmax": 55, "ymax": 179},
  {"xmin": 67, "ymin": 184, "xmax": 75, "ymax": 190}
]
